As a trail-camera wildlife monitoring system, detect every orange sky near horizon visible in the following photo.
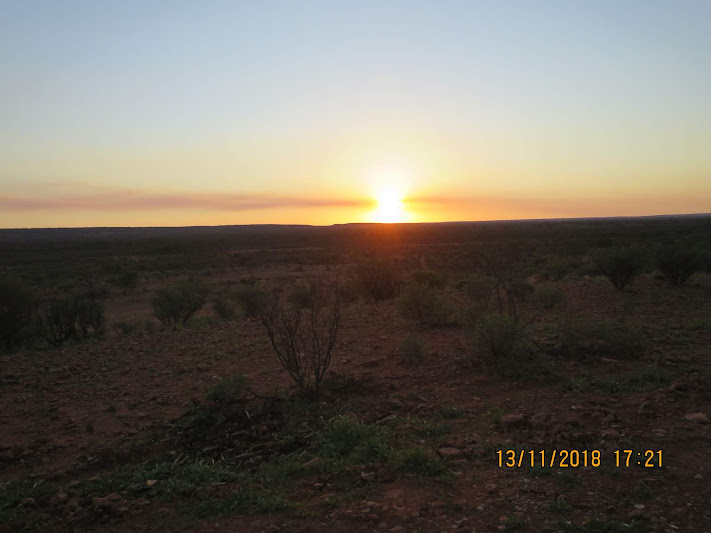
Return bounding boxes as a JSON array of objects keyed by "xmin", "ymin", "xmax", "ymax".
[{"xmin": 1, "ymin": 2, "xmax": 709, "ymax": 228}]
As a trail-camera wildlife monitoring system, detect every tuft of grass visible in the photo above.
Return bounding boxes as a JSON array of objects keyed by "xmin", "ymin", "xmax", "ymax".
[
  {"xmin": 547, "ymin": 497, "xmax": 572, "ymax": 513},
  {"xmin": 396, "ymin": 447, "xmax": 450, "ymax": 478},
  {"xmin": 207, "ymin": 374, "xmax": 248, "ymax": 405},
  {"xmin": 436, "ymin": 406, "xmax": 464, "ymax": 419},
  {"xmin": 316, "ymin": 416, "xmax": 392, "ymax": 465},
  {"xmin": 569, "ymin": 366, "xmax": 674, "ymax": 394}
]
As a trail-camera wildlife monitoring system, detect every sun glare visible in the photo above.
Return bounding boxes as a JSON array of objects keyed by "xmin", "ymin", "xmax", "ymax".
[
  {"xmin": 373, "ymin": 187, "xmax": 406, "ymax": 223},
  {"xmin": 365, "ymin": 162, "xmax": 413, "ymax": 223}
]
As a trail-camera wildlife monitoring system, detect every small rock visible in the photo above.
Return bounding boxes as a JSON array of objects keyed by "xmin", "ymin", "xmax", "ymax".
[
  {"xmin": 684, "ymin": 412, "xmax": 709, "ymax": 424},
  {"xmin": 438, "ymin": 447, "xmax": 464, "ymax": 459},
  {"xmin": 499, "ymin": 414, "xmax": 526, "ymax": 430},
  {"xmin": 360, "ymin": 471, "xmax": 375, "ymax": 482}
]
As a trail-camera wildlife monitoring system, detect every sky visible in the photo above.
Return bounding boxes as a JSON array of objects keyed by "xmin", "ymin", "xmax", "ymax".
[{"xmin": 1, "ymin": 0, "xmax": 709, "ymax": 228}]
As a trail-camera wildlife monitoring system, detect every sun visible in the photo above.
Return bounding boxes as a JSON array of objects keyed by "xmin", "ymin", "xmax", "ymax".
[{"xmin": 372, "ymin": 186, "xmax": 406, "ymax": 223}]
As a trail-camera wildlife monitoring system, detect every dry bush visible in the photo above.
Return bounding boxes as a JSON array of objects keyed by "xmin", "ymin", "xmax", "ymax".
[
  {"xmin": 260, "ymin": 279, "xmax": 340, "ymax": 397},
  {"xmin": 0, "ymin": 277, "xmax": 35, "ymax": 350},
  {"xmin": 232, "ymin": 283, "xmax": 267, "ymax": 317},
  {"xmin": 543, "ymin": 257, "xmax": 571, "ymax": 281},
  {"xmin": 212, "ymin": 293, "xmax": 239, "ymax": 321},
  {"xmin": 657, "ymin": 244, "xmax": 706, "ymax": 286},
  {"xmin": 533, "ymin": 286, "xmax": 566, "ymax": 309},
  {"xmin": 594, "ymin": 247, "xmax": 648, "ymax": 291},
  {"xmin": 152, "ymin": 278, "xmax": 209, "ymax": 330},
  {"xmin": 74, "ymin": 296, "xmax": 106, "ymax": 338},
  {"xmin": 397, "ymin": 283, "xmax": 450, "ymax": 327},
  {"xmin": 353, "ymin": 258, "xmax": 404, "ymax": 301},
  {"xmin": 411, "ymin": 270, "xmax": 446, "ymax": 288},
  {"xmin": 36, "ymin": 298, "xmax": 77, "ymax": 347},
  {"xmin": 472, "ymin": 313, "xmax": 534, "ymax": 377}
]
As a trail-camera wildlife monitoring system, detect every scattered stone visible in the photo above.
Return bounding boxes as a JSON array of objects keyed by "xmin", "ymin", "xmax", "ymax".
[
  {"xmin": 51, "ymin": 492, "xmax": 69, "ymax": 506},
  {"xmin": 684, "ymin": 412, "xmax": 709, "ymax": 424},
  {"xmin": 360, "ymin": 471, "xmax": 375, "ymax": 482},
  {"xmin": 438, "ymin": 447, "xmax": 464, "ymax": 459},
  {"xmin": 499, "ymin": 414, "xmax": 526, "ymax": 430}
]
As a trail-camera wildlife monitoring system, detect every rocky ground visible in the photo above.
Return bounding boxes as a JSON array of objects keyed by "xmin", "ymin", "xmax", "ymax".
[{"xmin": 1, "ymin": 270, "xmax": 710, "ymax": 532}]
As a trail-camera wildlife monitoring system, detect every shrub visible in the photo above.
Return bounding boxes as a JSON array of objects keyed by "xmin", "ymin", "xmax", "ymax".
[
  {"xmin": 397, "ymin": 283, "xmax": 450, "ymax": 327},
  {"xmin": 212, "ymin": 294, "xmax": 239, "ymax": 321},
  {"xmin": 113, "ymin": 317, "xmax": 155, "ymax": 336},
  {"xmin": 152, "ymin": 278, "xmax": 209, "ymax": 330},
  {"xmin": 36, "ymin": 297, "xmax": 77, "ymax": 347},
  {"xmin": 115, "ymin": 270, "xmax": 139, "ymax": 293},
  {"xmin": 353, "ymin": 258, "xmax": 403, "ymax": 301},
  {"xmin": 397, "ymin": 447, "xmax": 448, "ymax": 477},
  {"xmin": 0, "ymin": 277, "xmax": 35, "ymax": 350},
  {"xmin": 260, "ymin": 280, "xmax": 340, "ymax": 397},
  {"xmin": 509, "ymin": 278, "xmax": 534, "ymax": 301},
  {"xmin": 543, "ymin": 257, "xmax": 571, "ymax": 281},
  {"xmin": 657, "ymin": 244, "xmax": 706, "ymax": 285},
  {"xmin": 472, "ymin": 313, "xmax": 533, "ymax": 377},
  {"xmin": 594, "ymin": 247, "xmax": 648, "ymax": 291},
  {"xmin": 603, "ymin": 321, "xmax": 646, "ymax": 359},
  {"xmin": 400, "ymin": 336, "xmax": 425, "ymax": 366},
  {"xmin": 317, "ymin": 415, "xmax": 391, "ymax": 463},
  {"xmin": 207, "ymin": 374, "xmax": 248, "ymax": 405},
  {"xmin": 462, "ymin": 275, "xmax": 496, "ymax": 302},
  {"xmin": 411, "ymin": 270, "xmax": 445, "ymax": 288},
  {"xmin": 74, "ymin": 296, "xmax": 106, "ymax": 339},
  {"xmin": 557, "ymin": 317, "xmax": 645, "ymax": 359},
  {"xmin": 233, "ymin": 284, "xmax": 267, "ymax": 317},
  {"xmin": 533, "ymin": 286, "xmax": 566, "ymax": 309},
  {"xmin": 286, "ymin": 283, "xmax": 313, "ymax": 309}
]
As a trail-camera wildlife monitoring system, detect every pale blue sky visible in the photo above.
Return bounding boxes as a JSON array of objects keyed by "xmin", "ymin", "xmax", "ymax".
[{"xmin": 1, "ymin": 1, "xmax": 709, "ymax": 227}]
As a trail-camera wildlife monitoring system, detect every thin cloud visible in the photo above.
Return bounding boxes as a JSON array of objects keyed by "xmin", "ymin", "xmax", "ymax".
[{"xmin": 0, "ymin": 191, "xmax": 371, "ymax": 211}]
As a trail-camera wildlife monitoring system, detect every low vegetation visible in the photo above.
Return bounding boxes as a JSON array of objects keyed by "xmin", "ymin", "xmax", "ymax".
[
  {"xmin": 657, "ymin": 243, "xmax": 706, "ymax": 285},
  {"xmin": 260, "ymin": 280, "xmax": 340, "ymax": 397},
  {"xmin": 397, "ymin": 283, "xmax": 450, "ymax": 327},
  {"xmin": 594, "ymin": 247, "xmax": 648, "ymax": 291},
  {"xmin": 152, "ymin": 278, "xmax": 209, "ymax": 330},
  {"xmin": 352, "ymin": 257, "xmax": 404, "ymax": 301}
]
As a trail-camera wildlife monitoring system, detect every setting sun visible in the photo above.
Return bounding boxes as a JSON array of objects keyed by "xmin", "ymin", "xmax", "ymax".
[{"xmin": 372, "ymin": 187, "xmax": 406, "ymax": 223}]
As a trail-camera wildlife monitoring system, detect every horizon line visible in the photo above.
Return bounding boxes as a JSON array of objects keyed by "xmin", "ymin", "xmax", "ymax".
[{"xmin": 2, "ymin": 212, "xmax": 710, "ymax": 232}]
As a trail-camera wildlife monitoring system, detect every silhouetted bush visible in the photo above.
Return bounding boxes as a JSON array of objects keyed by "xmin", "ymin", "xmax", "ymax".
[
  {"xmin": 0, "ymin": 277, "xmax": 35, "ymax": 350},
  {"xmin": 233, "ymin": 284, "xmax": 267, "ymax": 317},
  {"xmin": 113, "ymin": 317, "xmax": 156, "ymax": 336},
  {"xmin": 397, "ymin": 283, "xmax": 450, "ymax": 327},
  {"xmin": 36, "ymin": 297, "xmax": 77, "ymax": 347},
  {"xmin": 657, "ymin": 244, "xmax": 706, "ymax": 286},
  {"xmin": 260, "ymin": 280, "xmax": 340, "ymax": 397},
  {"xmin": 152, "ymin": 278, "xmax": 209, "ymax": 330},
  {"xmin": 471, "ymin": 313, "xmax": 533, "ymax": 377},
  {"xmin": 411, "ymin": 270, "xmax": 445, "ymax": 288},
  {"xmin": 556, "ymin": 317, "xmax": 645, "ymax": 359},
  {"xmin": 543, "ymin": 257, "xmax": 571, "ymax": 281},
  {"xmin": 533, "ymin": 286, "xmax": 566, "ymax": 309},
  {"xmin": 353, "ymin": 258, "xmax": 404, "ymax": 301},
  {"xmin": 212, "ymin": 293, "xmax": 239, "ymax": 321},
  {"xmin": 400, "ymin": 336, "xmax": 425, "ymax": 366},
  {"xmin": 594, "ymin": 247, "xmax": 648, "ymax": 291},
  {"xmin": 74, "ymin": 296, "xmax": 106, "ymax": 339}
]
